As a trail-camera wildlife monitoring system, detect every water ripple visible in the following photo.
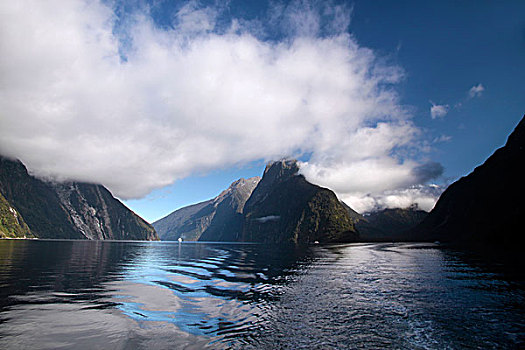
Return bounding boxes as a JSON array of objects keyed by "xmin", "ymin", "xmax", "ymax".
[{"xmin": 0, "ymin": 241, "xmax": 523, "ymax": 349}]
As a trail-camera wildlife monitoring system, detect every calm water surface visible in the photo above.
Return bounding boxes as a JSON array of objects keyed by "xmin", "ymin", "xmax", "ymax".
[{"xmin": 0, "ymin": 240, "xmax": 523, "ymax": 349}]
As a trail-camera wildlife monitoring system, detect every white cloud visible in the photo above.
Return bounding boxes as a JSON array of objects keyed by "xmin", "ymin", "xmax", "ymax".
[
  {"xmin": 430, "ymin": 102, "xmax": 449, "ymax": 119},
  {"xmin": 0, "ymin": 0, "xmax": 439, "ymax": 210},
  {"xmin": 340, "ymin": 184, "xmax": 444, "ymax": 214},
  {"xmin": 433, "ymin": 134, "xmax": 452, "ymax": 143},
  {"xmin": 468, "ymin": 83, "xmax": 484, "ymax": 98}
]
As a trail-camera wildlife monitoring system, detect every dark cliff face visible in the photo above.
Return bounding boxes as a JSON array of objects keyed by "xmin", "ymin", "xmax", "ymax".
[
  {"xmin": 0, "ymin": 156, "xmax": 157, "ymax": 240},
  {"xmin": 241, "ymin": 160, "xmax": 358, "ymax": 244},
  {"xmin": 414, "ymin": 115, "xmax": 525, "ymax": 249},
  {"xmin": 52, "ymin": 182, "xmax": 158, "ymax": 240},
  {"xmin": 0, "ymin": 157, "xmax": 84, "ymax": 239},
  {"xmin": 356, "ymin": 206, "xmax": 428, "ymax": 241},
  {"xmin": 153, "ymin": 177, "xmax": 261, "ymax": 241},
  {"xmin": 198, "ymin": 177, "xmax": 262, "ymax": 241}
]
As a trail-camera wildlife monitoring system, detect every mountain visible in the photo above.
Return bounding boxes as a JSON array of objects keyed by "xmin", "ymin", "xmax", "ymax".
[
  {"xmin": 355, "ymin": 205, "xmax": 428, "ymax": 241},
  {"xmin": 153, "ymin": 199, "xmax": 214, "ymax": 241},
  {"xmin": 155, "ymin": 160, "xmax": 359, "ymax": 244},
  {"xmin": 153, "ymin": 177, "xmax": 261, "ymax": 241},
  {"xmin": 0, "ymin": 192, "xmax": 32, "ymax": 238},
  {"xmin": 414, "ymin": 115, "xmax": 525, "ymax": 250},
  {"xmin": 0, "ymin": 156, "xmax": 157, "ymax": 240},
  {"xmin": 240, "ymin": 160, "xmax": 358, "ymax": 244},
  {"xmin": 199, "ymin": 177, "xmax": 262, "ymax": 241},
  {"xmin": 340, "ymin": 201, "xmax": 364, "ymax": 222}
]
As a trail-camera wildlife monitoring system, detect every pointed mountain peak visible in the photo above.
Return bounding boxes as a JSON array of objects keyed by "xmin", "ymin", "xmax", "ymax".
[
  {"xmin": 214, "ymin": 176, "xmax": 261, "ymax": 206},
  {"xmin": 228, "ymin": 176, "xmax": 261, "ymax": 190},
  {"xmin": 263, "ymin": 159, "xmax": 300, "ymax": 182}
]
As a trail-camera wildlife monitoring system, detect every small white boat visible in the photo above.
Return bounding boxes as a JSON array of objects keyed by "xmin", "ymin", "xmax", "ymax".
[{"xmin": 178, "ymin": 237, "xmax": 183, "ymax": 243}]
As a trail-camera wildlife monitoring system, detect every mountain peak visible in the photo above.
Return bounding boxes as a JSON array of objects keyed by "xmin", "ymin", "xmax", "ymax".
[
  {"xmin": 214, "ymin": 176, "xmax": 261, "ymax": 206},
  {"xmin": 263, "ymin": 159, "xmax": 300, "ymax": 178},
  {"xmin": 154, "ymin": 176, "xmax": 261, "ymax": 241}
]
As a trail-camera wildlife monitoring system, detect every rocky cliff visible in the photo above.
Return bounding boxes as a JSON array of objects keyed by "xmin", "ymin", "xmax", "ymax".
[
  {"xmin": 0, "ymin": 156, "xmax": 157, "ymax": 240},
  {"xmin": 414, "ymin": 115, "xmax": 525, "ymax": 250},
  {"xmin": 241, "ymin": 160, "xmax": 358, "ymax": 244},
  {"xmin": 155, "ymin": 160, "xmax": 358, "ymax": 244},
  {"xmin": 153, "ymin": 177, "xmax": 261, "ymax": 241}
]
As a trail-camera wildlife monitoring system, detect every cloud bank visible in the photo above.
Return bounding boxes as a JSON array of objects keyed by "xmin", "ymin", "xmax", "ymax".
[{"xmin": 0, "ymin": 0, "xmax": 441, "ymax": 212}]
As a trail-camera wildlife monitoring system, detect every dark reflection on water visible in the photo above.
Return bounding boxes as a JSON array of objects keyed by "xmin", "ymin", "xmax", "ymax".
[{"xmin": 0, "ymin": 240, "xmax": 523, "ymax": 349}]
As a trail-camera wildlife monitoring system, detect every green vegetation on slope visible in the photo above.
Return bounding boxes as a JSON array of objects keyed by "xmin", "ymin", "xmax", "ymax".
[
  {"xmin": 0, "ymin": 192, "xmax": 32, "ymax": 238},
  {"xmin": 0, "ymin": 156, "xmax": 83, "ymax": 239}
]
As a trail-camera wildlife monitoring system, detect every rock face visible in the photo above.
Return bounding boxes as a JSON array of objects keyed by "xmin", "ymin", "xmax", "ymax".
[
  {"xmin": 241, "ymin": 160, "xmax": 358, "ymax": 244},
  {"xmin": 0, "ymin": 156, "xmax": 157, "ymax": 240},
  {"xmin": 356, "ymin": 205, "xmax": 428, "ymax": 241},
  {"xmin": 414, "ymin": 115, "xmax": 525, "ymax": 250},
  {"xmin": 155, "ymin": 160, "xmax": 358, "ymax": 244},
  {"xmin": 153, "ymin": 177, "xmax": 261, "ymax": 241}
]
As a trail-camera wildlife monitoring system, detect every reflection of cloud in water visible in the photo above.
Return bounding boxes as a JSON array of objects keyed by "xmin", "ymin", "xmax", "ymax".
[
  {"xmin": 0, "ymin": 291, "xmax": 210, "ymax": 349},
  {"xmin": 1, "ymin": 241, "xmax": 523, "ymax": 349}
]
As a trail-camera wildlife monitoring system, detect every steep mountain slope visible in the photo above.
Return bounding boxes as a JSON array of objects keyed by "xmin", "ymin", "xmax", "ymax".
[
  {"xmin": 52, "ymin": 182, "xmax": 158, "ymax": 240},
  {"xmin": 0, "ymin": 156, "xmax": 157, "ymax": 240},
  {"xmin": 414, "ymin": 115, "xmax": 525, "ymax": 249},
  {"xmin": 0, "ymin": 157, "xmax": 83, "ymax": 239},
  {"xmin": 356, "ymin": 206, "xmax": 428, "ymax": 241},
  {"xmin": 153, "ymin": 177, "xmax": 261, "ymax": 241},
  {"xmin": 340, "ymin": 201, "xmax": 364, "ymax": 223},
  {"xmin": 199, "ymin": 177, "xmax": 262, "ymax": 241},
  {"xmin": 153, "ymin": 200, "xmax": 214, "ymax": 241},
  {"xmin": 240, "ymin": 160, "xmax": 358, "ymax": 244},
  {"xmin": 0, "ymin": 192, "xmax": 32, "ymax": 238}
]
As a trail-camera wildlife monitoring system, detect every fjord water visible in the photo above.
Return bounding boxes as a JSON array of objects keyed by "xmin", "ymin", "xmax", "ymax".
[{"xmin": 0, "ymin": 241, "xmax": 523, "ymax": 349}]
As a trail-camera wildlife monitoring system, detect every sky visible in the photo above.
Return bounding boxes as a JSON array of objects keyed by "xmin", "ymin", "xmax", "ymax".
[{"xmin": 0, "ymin": 0, "xmax": 524, "ymax": 223}]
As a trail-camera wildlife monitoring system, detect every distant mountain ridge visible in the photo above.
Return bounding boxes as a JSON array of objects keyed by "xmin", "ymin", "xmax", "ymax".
[
  {"xmin": 355, "ymin": 205, "xmax": 428, "ymax": 241},
  {"xmin": 413, "ymin": 115, "xmax": 525, "ymax": 250},
  {"xmin": 156, "ymin": 160, "xmax": 359, "ymax": 244},
  {"xmin": 0, "ymin": 156, "xmax": 157, "ymax": 240},
  {"xmin": 153, "ymin": 177, "xmax": 261, "ymax": 241}
]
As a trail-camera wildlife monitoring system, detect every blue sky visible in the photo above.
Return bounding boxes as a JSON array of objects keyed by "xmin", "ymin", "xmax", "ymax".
[{"xmin": 0, "ymin": 0, "xmax": 523, "ymax": 222}]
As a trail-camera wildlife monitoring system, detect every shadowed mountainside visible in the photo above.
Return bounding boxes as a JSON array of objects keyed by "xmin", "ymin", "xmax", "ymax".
[
  {"xmin": 240, "ymin": 160, "xmax": 358, "ymax": 244},
  {"xmin": 0, "ymin": 156, "xmax": 157, "ymax": 240},
  {"xmin": 153, "ymin": 177, "xmax": 261, "ymax": 241},
  {"xmin": 355, "ymin": 205, "xmax": 428, "ymax": 241},
  {"xmin": 413, "ymin": 115, "xmax": 525, "ymax": 250}
]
